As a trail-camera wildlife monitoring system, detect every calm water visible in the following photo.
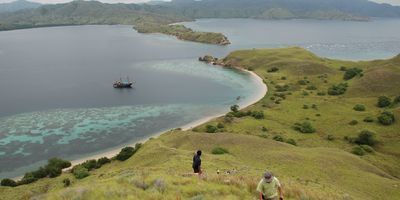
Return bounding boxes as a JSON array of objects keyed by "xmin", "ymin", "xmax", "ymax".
[
  {"xmin": 1, "ymin": 18, "xmax": 400, "ymax": 178},
  {"xmin": 182, "ymin": 18, "xmax": 400, "ymax": 60}
]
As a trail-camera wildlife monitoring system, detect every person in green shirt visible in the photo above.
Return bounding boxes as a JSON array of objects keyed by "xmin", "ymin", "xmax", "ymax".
[{"xmin": 256, "ymin": 171, "xmax": 284, "ymax": 200}]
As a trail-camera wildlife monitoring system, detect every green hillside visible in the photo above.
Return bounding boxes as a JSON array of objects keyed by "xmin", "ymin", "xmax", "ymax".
[{"xmin": 1, "ymin": 47, "xmax": 399, "ymax": 200}]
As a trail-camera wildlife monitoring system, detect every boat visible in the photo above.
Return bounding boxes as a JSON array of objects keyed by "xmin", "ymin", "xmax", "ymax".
[{"xmin": 113, "ymin": 76, "xmax": 135, "ymax": 88}]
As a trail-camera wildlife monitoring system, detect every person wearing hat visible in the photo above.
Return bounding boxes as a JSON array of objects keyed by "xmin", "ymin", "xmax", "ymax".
[{"xmin": 256, "ymin": 171, "xmax": 284, "ymax": 200}]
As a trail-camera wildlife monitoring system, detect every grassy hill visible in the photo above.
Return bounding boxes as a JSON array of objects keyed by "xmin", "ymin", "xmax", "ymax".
[{"xmin": 1, "ymin": 47, "xmax": 399, "ymax": 199}]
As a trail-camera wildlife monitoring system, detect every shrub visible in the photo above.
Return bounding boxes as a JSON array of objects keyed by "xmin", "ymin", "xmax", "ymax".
[
  {"xmin": 206, "ymin": 125, "xmax": 218, "ymax": 133},
  {"xmin": 73, "ymin": 166, "xmax": 90, "ymax": 179},
  {"xmin": 353, "ymin": 104, "xmax": 366, "ymax": 111},
  {"xmin": 224, "ymin": 113, "xmax": 234, "ymax": 123},
  {"xmin": 355, "ymin": 130, "xmax": 377, "ymax": 146},
  {"xmin": 267, "ymin": 67, "xmax": 279, "ymax": 73},
  {"xmin": 326, "ymin": 135, "xmax": 335, "ymax": 141},
  {"xmin": 360, "ymin": 145, "xmax": 374, "ymax": 153},
  {"xmin": 47, "ymin": 158, "xmax": 71, "ymax": 170},
  {"xmin": 217, "ymin": 122, "xmax": 225, "ymax": 129},
  {"xmin": 340, "ymin": 66, "xmax": 347, "ymax": 71},
  {"xmin": 363, "ymin": 116, "xmax": 374, "ymax": 123},
  {"xmin": 298, "ymin": 80, "xmax": 307, "ymax": 85},
  {"xmin": 306, "ymin": 85, "xmax": 317, "ymax": 90},
  {"xmin": 1, "ymin": 178, "xmax": 17, "ymax": 187},
  {"xmin": 32, "ymin": 167, "xmax": 48, "ymax": 179},
  {"xmin": 63, "ymin": 178, "xmax": 71, "ymax": 187},
  {"xmin": 281, "ymin": 76, "xmax": 287, "ymax": 80},
  {"xmin": 19, "ymin": 172, "xmax": 37, "ymax": 185},
  {"xmin": 273, "ymin": 135, "xmax": 284, "ymax": 142},
  {"xmin": 311, "ymin": 104, "xmax": 317, "ymax": 109},
  {"xmin": 230, "ymin": 104, "xmax": 239, "ymax": 112},
  {"xmin": 351, "ymin": 146, "xmax": 366, "ymax": 156},
  {"xmin": 116, "ymin": 147, "xmax": 136, "ymax": 161},
  {"xmin": 349, "ymin": 120, "xmax": 358, "ymax": 125},
  {"xmin": 293, "ymin": 122, "xmax": 316, "ymax": 133},
  {"xmin": 286, "ymin": 139, "xmax": 297, "ymax": 146},
  {"xmin": 328, "ymin": 83, "xmax": 348, "ymax": 95},
  {"xmin": 261, "ymin": 126, "xmax": 268, "ymax": 132},
  {"xmin": 377, "ymin": 111, "xmax": 395, "ymax": 125},
  {"xmin": 343, "ymin": 68, "xmax": 363, "ymax": 80},
  {"xmin": 211, "ymin": 147, "xmax": 229, "ymax": 155},
  {"xmin": 317, "ymin": 91, "xmax": 326, "ymax": 96},
  {"xmin": 97, "ymin": 157, "xmax": 111, "ymax": 167},
  {"xmin": 275, "ymin": 84, "xmax": 289, "ymax": 92},
  {"xmin": 377, "ymin": 96, "xmax": 392, "ymax": 108},
  {"xmin": 46, "ymin": 165, "xmax": 62, "ymax": 178},
  {"xmin": 302, "ymin": 91, "xmax": 309, "ymax": 96},
  {"xmin": 82, "ymin": 159, "xmax": 98, "ymax": 171},
  {"xmin": 251, "ymin": 111, "xmax": 264, "ymax": 119},
  {"xmin": 303, "ymin": 105, "xmax": 309, "ymax": 109}
]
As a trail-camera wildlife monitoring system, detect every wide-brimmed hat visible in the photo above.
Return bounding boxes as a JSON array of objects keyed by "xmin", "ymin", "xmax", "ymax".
[{"xmin": 264, "ymin": 171, "xmax": 273, "ymax": 183}]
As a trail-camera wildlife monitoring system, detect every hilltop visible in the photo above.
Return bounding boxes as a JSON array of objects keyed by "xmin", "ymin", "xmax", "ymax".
[{"xmin": 1, "ymin": 47, "xmax": 399, "ymax": 200}]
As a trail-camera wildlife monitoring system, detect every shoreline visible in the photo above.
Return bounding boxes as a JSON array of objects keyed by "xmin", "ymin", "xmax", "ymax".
[
  {"xmin": 65, "ymin": 67, "xmax": 267, "ymax": 172},
  {"xmin": 11, "ymin": 65, "xmax": 267, "ymax": 180}
]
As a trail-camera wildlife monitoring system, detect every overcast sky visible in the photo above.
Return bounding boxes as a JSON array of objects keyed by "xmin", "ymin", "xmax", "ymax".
[{"xmin": 0, "ymin": 0, "xmax": 399, "ymax": 6}]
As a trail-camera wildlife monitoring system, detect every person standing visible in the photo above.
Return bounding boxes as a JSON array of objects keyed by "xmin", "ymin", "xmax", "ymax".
[
  {"xmin": 192, "ymin": 150, "xmax": 202, "ymax": 175},
  {"xmin": 256, "ymin": 171, "xmax": 284, "ymax": 200}
]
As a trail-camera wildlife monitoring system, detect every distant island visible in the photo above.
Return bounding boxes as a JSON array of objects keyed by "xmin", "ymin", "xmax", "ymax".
[{"xmin": 1, "ymin": 0, "xmax": 400, "ymax": 44}]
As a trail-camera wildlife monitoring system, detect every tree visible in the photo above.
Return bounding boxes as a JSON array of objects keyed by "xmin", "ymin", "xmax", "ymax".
[
  {"xmin": 377, "ymin": 111, "xmax": 395, "ymax": 125},
  {"xmin": 206, "ymin": 125, "xmax": 218, "ymax": 133},
  {"xmin": 294, "ymin": 122, "xmax": 316, "ymax": 133},
  {"xmin": 355, "ymin": 130, "xmax": 377, "ymax": 146},
  {"xmin": 230, "ymin": 104, "xmax": 239, "ymax": 113},
  {"xmin": 328, "ymin": 83, "xmax": 348, "ymax": 95},
  {"xmin": 343, "ymin": 67, "xmax": 362, "ymax": 80},
  {"xmin": 353, "ymin": 104, "xmax": 366, "ymax": 111},
  {"xmin": 377, "ymin": 96, "xmax": 391, "ymax": 108},
  {"xmin": 1, "ymin": 178, "xmax": 17, "ymax": 187},
  {"xmin": 116, "ymin": 147, "xmax": 136, "ymax": 161},
  {"xmin": 73, "ymin": 166, "xmax": 90, "ymax": 179}
]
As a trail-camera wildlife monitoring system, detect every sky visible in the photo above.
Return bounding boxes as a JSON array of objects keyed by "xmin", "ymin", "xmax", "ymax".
[{"xmin": 0, "ymin": 0, "xmax": 399, "ymax": 6}]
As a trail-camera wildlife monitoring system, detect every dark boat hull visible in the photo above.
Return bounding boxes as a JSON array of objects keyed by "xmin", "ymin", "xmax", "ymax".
[{"xmin": 113, "ymin": 83, "xmax": 133, "ymax": 88}]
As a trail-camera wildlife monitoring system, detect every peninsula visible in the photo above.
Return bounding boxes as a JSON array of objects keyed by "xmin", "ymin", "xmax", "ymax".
[{"xmin": 1, "ymin": 47, "xmax": 399, "ymax": 200}]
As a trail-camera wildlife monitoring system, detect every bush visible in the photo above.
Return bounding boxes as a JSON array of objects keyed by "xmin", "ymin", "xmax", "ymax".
[
  {"xmin": 302, "ymin": 91, "xmax": 309, "ymax": 96},
  {"xmin": 360, "ymin": 145, "xmax": 374, "ymax": 153},
  {"xmin": 343, "ymin": 68, "xmax": 363, "ymax": 80},
  {"xmin": 82, "ymin": 159, "xmax": 98, "ymax": 171},
  {"xmin": 230, "ymin": 104, "xmax": 239, "ymax": 112},
  {"xmin": 326, "ymin": 135, "xmax": 335, "ymax": 141},
  {"xmin": 394, "ymin": 96, "xmax": 400, "ymax": 105},
  {"xmin": 32, "ymin": 167, "xmax": 48, "ymax": 179},
  {"xmin": 46, "ymin": 165, "xmax": 62, "ymax": 178},
  {"xmin": 267, "ymin": 67, "xmax": 279, "ymax": 73},
  {"xmin": 328, "ymin": 83, "xmax": 348, "ymax": 95},
  {"xmin": 97, "ymin": 157, "xmax": 111, "ymax": 167},
  {"xmin": 286, "ymin": 139, "xmax": 297, "ymax": 146},
  {"xmin": 206, "ymin": 125, "xmax": 218, "ymax": 133},
  {"xmin": 303, "ymin": 105, "xmax": 309, "ymax": 109},
  {"xmin": 340, "ymin": 66, "xmax": 347, "ymax": 71},
  {"xmin": 211, "ymin": 147, "xmax": 229, "ymax": 155},
  {"xmin": 293, "ymin": 122, "xmax": 316, "ymax": 133},
  {"xmin": 224, "ymin": 113, "xmax": 234, "ymax": 123},
  {"xmin": 217, "ymin": 123, "xmax": 225, "ymax": 129},
  {"xmin": 116, "ymin": 147, "xmax": 136, "ymax": 161},
  {"xmin": 1, "ymin": 178, "xmax": 17, "ymax": 187},
  {"xmin": 298, "ymin": 80, "xmax": 308, "ymax": 85},
  {"xmin": 349, "ymin": 120, "xmax": 358, "ymax": 125},
  {"xmin": 73, "ymin": 166, "xmax": 90, "ymax": 179},
  {"xmin": 363, "ymin": 116, "xmax": 374, "ymax": 123},
  {"xmin": 251, "ymin": 111, "xmax": 264, "ymax": 119},
  {"xmin": 317, "ymin": 91, "xmax": 326, "ymax": 96},
  {"xmin": 377, "ymin": 96, "xmax": 392, "ymax": 108},
  {"xmin": 353, "ymin": 104, "xmax": 366, "ymax": 111},
  {"xmin": 262, "ymin": 126, "xmax": 268, "ymax": 132},
  {"xmin": 275, "ymin": 84, "xmax": 289, "ymax": 92},
  {"xmin": 47, "ymin": 158, "xmax": 71, "ymax": 170},
  {"xmin": 273, "ymin": 135, "xmax": 284, "ymax": 142},
  {"xmin": 306, "ymin": 85, "xmax": 317, "ymax": 90},
  {"xmin": 355, "ymin": 130, "xmax": 377, "ymax": 146},
  {"xmin": 351, "ymin": 146, "xmax": 366, "ymax": 156},
  {"xmin": 63, "ymin": 178, "xmax": 71, "ymax": 187},
  {"xmin": 377, "ymin": 111, "xmax": 395, "ymax": 125},
  {"xmin": 19, "ymin": 172, "xmax": 37, "ymax": 185}
]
